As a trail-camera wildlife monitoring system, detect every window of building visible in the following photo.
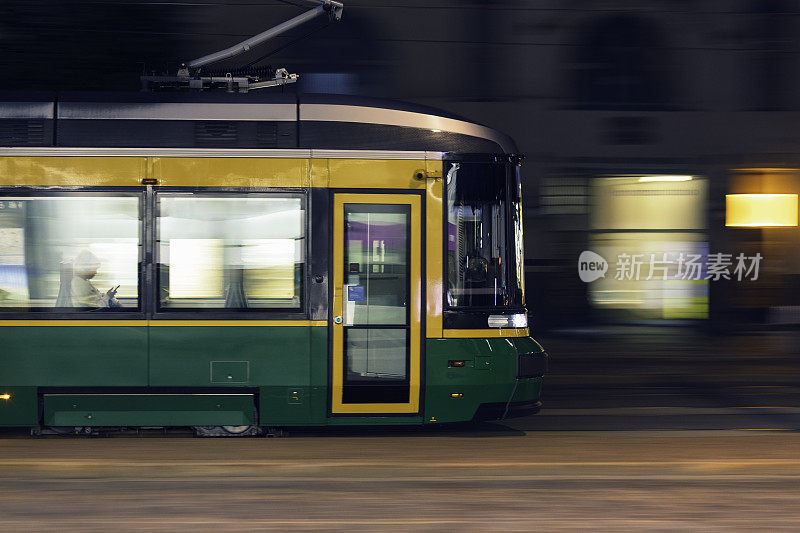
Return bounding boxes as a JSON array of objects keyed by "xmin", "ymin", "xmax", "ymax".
[
  {"xmin": 157, "ymin": 194, "xmax": 305, "ymax": 310},
  {"xmin": 0, "ymin": 195, "xmax": 140, "ymax": 311},
  {"xmin": 588, "ymin": 176, "xmax": 709, "ymax": 320}
]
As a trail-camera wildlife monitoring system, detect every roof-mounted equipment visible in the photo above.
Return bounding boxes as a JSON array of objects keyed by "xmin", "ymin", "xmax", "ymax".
[{"xmin": 141, "ymin": 0, "xmax": 343, "ymax": 92}]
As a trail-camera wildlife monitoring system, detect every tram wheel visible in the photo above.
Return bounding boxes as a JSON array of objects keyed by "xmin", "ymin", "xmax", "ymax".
[
  {"xmin": 221, "ymin": 425, "xmax": 251, "ymax": 434},
  {"xmin": 192, "ymin": 425, "xmax": 262, "ymax": 437}
]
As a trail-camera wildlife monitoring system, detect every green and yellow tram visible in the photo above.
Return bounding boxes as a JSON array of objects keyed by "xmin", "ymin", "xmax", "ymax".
[{"xmin": 0, "ymin": 92, "xmax": 547, "ymax": 434}]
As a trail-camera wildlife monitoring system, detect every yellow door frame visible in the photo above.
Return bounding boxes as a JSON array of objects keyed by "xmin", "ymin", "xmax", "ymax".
[{"xmin": 331, "ymin": 193, "xmax": 422, "ymax": 414}]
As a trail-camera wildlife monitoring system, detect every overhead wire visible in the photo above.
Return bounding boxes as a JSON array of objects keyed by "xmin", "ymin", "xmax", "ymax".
[
  {"xmin": 237, "ymin": 17, "xmax": 333, "ymax": 69},
  {"xmin": 273, "ymin": 0, "xmax": 308, "ymax": 8}
]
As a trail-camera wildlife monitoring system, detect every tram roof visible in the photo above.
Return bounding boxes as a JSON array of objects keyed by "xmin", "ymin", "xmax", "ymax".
[{"xmin": 0, "ymin": 91, "xmax": 517, "ymax": 154}]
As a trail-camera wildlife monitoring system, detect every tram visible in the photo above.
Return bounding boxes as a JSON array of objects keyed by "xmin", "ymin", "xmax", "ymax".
[{"xmin": 0, "ymin": 92, "xmax": 547, "ymax": 434}]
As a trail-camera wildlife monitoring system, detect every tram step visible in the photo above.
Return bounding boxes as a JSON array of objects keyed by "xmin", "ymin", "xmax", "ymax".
[{"xmin": 42, "ymin": 393, "xmax": 255, "ymax": 427}]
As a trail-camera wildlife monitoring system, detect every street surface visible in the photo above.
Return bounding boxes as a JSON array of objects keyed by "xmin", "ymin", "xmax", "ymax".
[
  {"xmin": 2, "ymin": 431, "xmax": 800, "ymax": 531},
  {"xmin": 2, "ymin": 329, "xmax": 799, "ymax": 531},
  {"xmin": 537, "ymin": 329, "xmax": 800, "ymax": 431}
]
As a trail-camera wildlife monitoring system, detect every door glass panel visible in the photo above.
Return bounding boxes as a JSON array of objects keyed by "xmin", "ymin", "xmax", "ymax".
[
  {"xmin": 346, "ymin": 329, "xmax": 407, "ymax": 380},
  {"xmin": 343, "ymin": 205, "xmax": 409, "ymax": 325},
  {"xmin": 344, "ymin": 329, "xmax": 409, "ymax": 404},
  {"xmin": 341, "ymin": 203, "xmax": 411, "ymax": 405}
]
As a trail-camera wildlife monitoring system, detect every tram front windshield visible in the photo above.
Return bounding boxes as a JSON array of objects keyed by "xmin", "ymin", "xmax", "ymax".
[{"xmin": 446, "ymin": 159, "xmax": 524, "ymax": 308}]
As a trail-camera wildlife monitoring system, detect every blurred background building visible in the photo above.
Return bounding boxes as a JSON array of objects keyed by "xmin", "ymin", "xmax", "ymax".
[{"xmin": 2, "ymin": 0, "xmax": 800, "ymax": 331}]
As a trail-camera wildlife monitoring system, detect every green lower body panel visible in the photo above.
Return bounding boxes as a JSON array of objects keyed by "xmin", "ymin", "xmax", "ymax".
[
  {"xmin": 1, "ymin": 323, "xmax": 547, "ymax": 427},
  {"xmin": 0, "ymin": 326, "xmax": 148, "ymax": 386},
  {"xmin": 0, "ymin": 386, "xmax": 38, "ymax": 427},
  {"xmin": 42, "ymin": 394, "xmax": 256, "ymax": 427},
  {"xmin": 424, "ymin": 336, "xmax": 545, "ymax": 424},
  {"xmin": 326, "ymin": 416, "xmax": 424, "ymax": 426},
  {"xmin": 148, "ymin": 325, "xmax": 323, "ymax": 426}
]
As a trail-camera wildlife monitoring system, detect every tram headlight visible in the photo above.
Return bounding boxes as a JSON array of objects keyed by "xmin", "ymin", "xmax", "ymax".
[
  {"xmin": 487, "ymin": 313, "xmax": 527, "ymax": 329},
  {"xmin": 0, "ymin": 394, "xmax": 10, "ymax": 401}
]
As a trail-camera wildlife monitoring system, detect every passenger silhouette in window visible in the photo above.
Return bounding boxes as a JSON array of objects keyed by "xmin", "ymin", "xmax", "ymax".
[{"xmin": 70, "ymin": 250, "xmax": 121, "ymax": 308}]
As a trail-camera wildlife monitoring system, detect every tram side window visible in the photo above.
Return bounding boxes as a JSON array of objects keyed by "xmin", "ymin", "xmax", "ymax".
[
  {"xmin": 157, "ymin": 195, "xmax": 305, "ymax": 310},
  {"xmin": 446, "ymin": 161, "xmax": 524, "ymax": 308},
  {"xmin": 0, "ymin": 196, "xmax": 140, "ymax": 311}
]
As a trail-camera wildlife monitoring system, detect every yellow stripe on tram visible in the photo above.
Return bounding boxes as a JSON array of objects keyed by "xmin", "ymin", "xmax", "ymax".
[
  {"xmin": 147, "ymin": 320, "xmax": 327, "ymax": 327},
  {"xmin": 0, "ymin": 156, "xmax": 434, "ymax": 189},
  {"xmin": 0, "ymin": 157, "xmax": 147, "ymax": 187},
  {"xmin": 442, "ymin": 328, "xmax": 530, "ymax": 339},
  {"xmin": 0, "ymin": 320, "xmax": 148, "ymax": 327},
  {"xmin": 0, "ymin": 320, "xmax": 328, "ymax": 327}
]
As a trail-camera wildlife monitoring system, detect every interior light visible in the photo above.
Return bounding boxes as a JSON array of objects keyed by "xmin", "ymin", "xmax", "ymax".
[
  {"xmin": 726, "ymin": 194, "xmax": 799, "ymax": 227},
  {"xmin": 430, "ymin": 129, "xmax": 442, "ymax": 133},
  {"xmin": 450, "ymin": 393, "xmax": 463, "ymax": 398},
  {"xmin": 0, "ymin": 394, "xmax": 10, "ymax": 401},
  {"xmin": 638, "ymin": 176, "xmax": 693, "ymax": 182}
]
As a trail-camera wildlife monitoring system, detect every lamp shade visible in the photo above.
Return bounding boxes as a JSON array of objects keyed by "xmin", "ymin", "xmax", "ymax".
[{"xmin": 726, "ymin": 194, "xmax": 798, "ymax": 227}]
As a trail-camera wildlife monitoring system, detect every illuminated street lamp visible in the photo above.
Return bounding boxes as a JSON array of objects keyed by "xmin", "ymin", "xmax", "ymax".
[{"xmin": 726, "ymin": 194, "xmax": 799, "ymax": 227}]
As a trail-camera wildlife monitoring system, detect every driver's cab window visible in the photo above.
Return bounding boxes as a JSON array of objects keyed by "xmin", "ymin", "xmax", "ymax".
[{"xmin": 446, "ymin": 161, "xmax": 522, "ymax": 308}]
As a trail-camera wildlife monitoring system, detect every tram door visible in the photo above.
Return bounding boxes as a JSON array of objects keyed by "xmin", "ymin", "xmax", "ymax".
[{"xmin": 331, "ymin": 193, "xmax": 422, "ymax": 415}]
